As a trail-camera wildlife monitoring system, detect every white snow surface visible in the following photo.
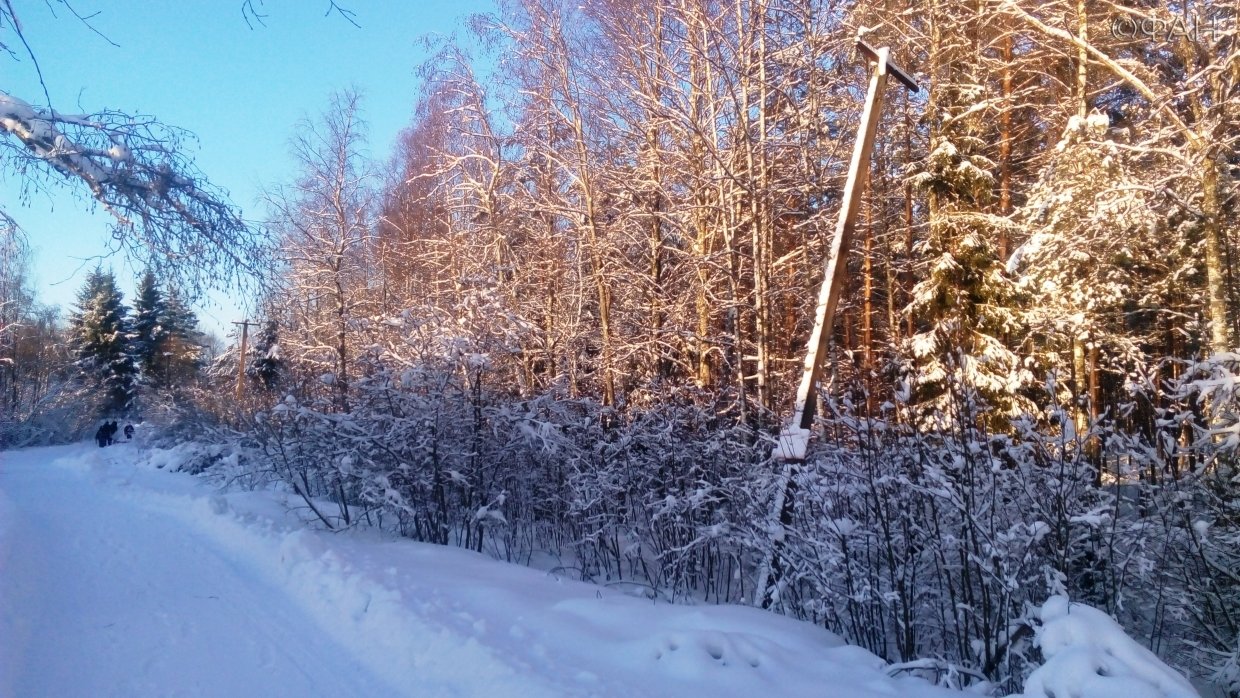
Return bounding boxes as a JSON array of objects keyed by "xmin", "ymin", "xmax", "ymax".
[
  {"xmin": 773, "ymin": 424, "xmax": 811, "ymax": 461},
  {"xmin": 1014, "ymin": 596, "xmax": 1199, "ymax": 698},
  {"xmin": 0, "ymin": 443, "xmax": 966, "ymax": 698}
]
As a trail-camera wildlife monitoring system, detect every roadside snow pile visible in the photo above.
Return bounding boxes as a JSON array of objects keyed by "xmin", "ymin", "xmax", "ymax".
[{"xmin": 1014, "ymin": 596, "xmax": 1199, "ymax": 698}]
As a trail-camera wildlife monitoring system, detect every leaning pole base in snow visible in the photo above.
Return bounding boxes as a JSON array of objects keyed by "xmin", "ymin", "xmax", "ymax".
[{"xmin": 755, "ymin": 40, "xmax": 918, "ymax": 609}]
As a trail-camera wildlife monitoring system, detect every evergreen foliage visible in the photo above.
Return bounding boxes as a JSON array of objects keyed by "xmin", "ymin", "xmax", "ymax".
[
  {"xmin": 247, "ymin": 319, "xmax": 283, "ymax": 392},
  {"xmin": 159, "ymin": 285, "xmax": 204, "ymax": 386},
  {"xmin": 67, "ymin": 267, "xmax": 137, "ymax": 418},
  {"xmin": 907, "ymin": 139, "xmax": 1032, "ymax": 427},
  {"xmin": 130, "ymin": 270, "xmax": 168, "ymax": 384},
  {"xmin": 129, "ymin": 269, "xmax": 204, "ymax": 392}
]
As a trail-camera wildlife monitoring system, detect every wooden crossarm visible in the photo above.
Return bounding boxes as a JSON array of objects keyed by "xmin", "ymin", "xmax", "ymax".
[{"xmin": 857, "ymin": 40, "xmax": 919, "ymax": 93}]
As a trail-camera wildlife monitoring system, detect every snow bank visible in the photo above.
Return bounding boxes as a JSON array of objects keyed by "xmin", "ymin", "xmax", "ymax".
[{"xmin": 1014, "ymin": 596, "xmax": 1199, "ymax": 698}]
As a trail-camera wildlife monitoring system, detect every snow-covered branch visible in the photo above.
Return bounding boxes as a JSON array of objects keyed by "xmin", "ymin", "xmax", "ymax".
[{"xmin": 0, "ymin": 90, "xmax": 265, "ymax": 294}]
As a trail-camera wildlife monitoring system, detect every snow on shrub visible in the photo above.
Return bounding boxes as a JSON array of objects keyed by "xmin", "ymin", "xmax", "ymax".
[{"xmin": 1015, "ymin": 596, "xmax": 1199, "ymax": 698}]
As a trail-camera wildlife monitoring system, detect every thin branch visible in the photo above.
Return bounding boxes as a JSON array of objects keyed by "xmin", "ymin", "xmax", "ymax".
[
  {"xmin": 2, "ymin": 0, "xmax": 53, "ymax": 108},
  {"xmin": 325, "ymin": 1, "xmax": 359, "ymax": 29}
]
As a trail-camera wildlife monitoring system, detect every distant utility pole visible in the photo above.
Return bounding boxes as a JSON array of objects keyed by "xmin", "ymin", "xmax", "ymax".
[{"xmin": 232, "ymin": 319, "xmax": 256, "ymax": 403}]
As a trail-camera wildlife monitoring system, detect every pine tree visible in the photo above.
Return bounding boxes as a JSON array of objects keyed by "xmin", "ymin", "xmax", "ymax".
[{"xmin": 67, "ymin": 267, "xmax": 136, "ymax": 417}]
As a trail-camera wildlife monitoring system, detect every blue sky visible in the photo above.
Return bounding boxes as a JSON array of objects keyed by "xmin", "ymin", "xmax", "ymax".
[{"xmin": 4, "ymin": 0, "xmax": 493, "ymax": 337}]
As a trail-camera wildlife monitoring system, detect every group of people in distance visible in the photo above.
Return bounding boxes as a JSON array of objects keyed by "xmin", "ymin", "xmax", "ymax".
[{"xmin": 95, "ymin": 421, "xmax": 134, "ymax": 447}]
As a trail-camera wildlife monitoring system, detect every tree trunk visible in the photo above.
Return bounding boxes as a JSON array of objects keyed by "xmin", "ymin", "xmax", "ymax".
[{"xmin": 1203, "ymin": 156, "xmax": 1232, "ymax": 354}]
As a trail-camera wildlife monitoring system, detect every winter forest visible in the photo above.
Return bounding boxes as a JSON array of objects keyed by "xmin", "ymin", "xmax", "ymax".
[{"xmin": 2, "ymin": 0, "xmax": 1239, "ymax": 695}]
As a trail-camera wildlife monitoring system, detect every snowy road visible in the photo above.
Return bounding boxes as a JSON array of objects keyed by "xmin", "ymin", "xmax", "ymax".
[{"xmin": 0, "ymin": 445, "xmax": 399, "ymax": 698}]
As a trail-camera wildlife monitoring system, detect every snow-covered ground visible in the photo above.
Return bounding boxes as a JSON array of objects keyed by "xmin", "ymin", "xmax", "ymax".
[
  {"xmin": 0, "ymin": 443, "xmax": 1203, "ymax": 698},
  {"xmin": 0, "ymin": 443, "xmax": 962, "ymax": 698}
]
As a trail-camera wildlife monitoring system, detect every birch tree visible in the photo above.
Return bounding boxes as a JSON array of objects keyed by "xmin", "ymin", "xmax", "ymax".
[{"xmin": 267, "ymin": 90, "xmax": 375, "ymax": 413}]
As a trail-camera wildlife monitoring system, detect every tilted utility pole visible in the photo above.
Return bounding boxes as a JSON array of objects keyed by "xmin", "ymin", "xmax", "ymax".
[
  {"xmin": 754, "ymin": 40, "xmax": 919, "ymax": 609},
  {"xmin": 779, "ymin": 40, "xmax": 918, "ymax": 458}
]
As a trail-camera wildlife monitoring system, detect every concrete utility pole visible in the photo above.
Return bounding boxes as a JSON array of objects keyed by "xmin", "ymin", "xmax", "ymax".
[
  {"xmin": 755, "ymin": 41, "xmax": 918, "ymax": 609},
  {"xmin": 776, "ymin": 40, "xmax": 919, "ymax": 461},
  {"xmin": 232, "ymin": 320, "xmax": 256, "ymax": 403}
]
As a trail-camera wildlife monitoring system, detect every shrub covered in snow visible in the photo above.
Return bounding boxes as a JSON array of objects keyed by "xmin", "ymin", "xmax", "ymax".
[{"xmin": 1015, "ymin": 596, "xmax": 1199, "ymax": 698}]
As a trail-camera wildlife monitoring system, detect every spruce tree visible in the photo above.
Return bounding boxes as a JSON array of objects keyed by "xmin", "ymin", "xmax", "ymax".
[
  {"xmin": 158, "ymin": 285, "xmax": 204, "ymax": 385},
  {"xmin": 905, "ymin": 138, "xmax": 1032, "ymax": 429},
  {"xmin": 130, "ymin": 269, "xmax": 168, "ymax": 386},
  {"xmin": 67, "ymin": 267, "xmax": 136, "ymax": 417},
  {"xmin": 247, "ymin": 319, "xmax": 283, "ymax": 392},
  {"xmin": 1011, "ymin": 114, "xmax": 1174, "ymax": 448}
]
